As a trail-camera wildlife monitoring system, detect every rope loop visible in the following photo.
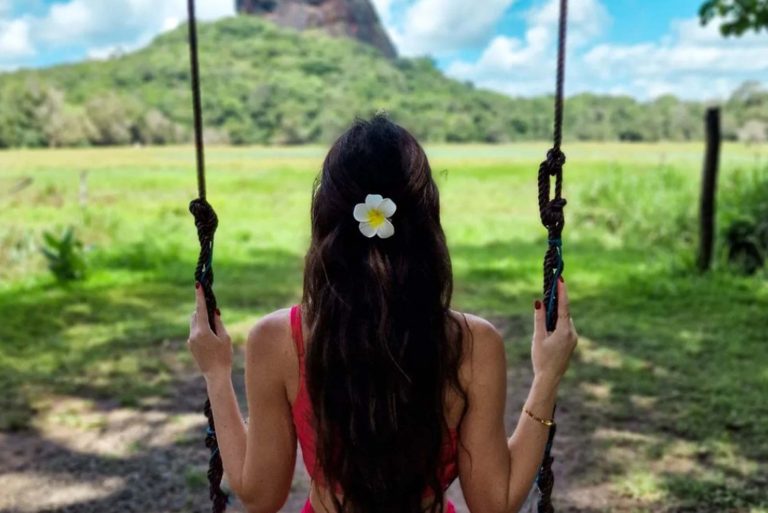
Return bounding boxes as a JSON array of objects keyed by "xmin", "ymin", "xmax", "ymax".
[
  {"xmin": 541, "ymin": 198, "xmax": 567, "ymax": 232},
  {"xmin": 546, "ymin": 148, "xmax": 566, "ymax": 170},
  {"xmin": 538, "ymin": 146, "xmax": 568, "ymax": 237},
  {"xmin": 190, "ymin": 198, "xmax": 219, "ymax": 238}
]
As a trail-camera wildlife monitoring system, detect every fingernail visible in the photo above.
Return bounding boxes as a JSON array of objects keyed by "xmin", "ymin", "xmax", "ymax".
[
  {"xmin": 559, "ymin": 275, "xmax": 564, "ymax": 283},
  {"xmin": 215, "ymin": 308, "xmax": 221, "ymax": 316},
  {"xmin": 195, "ymin": 281, "xmax": 201, "ymax": 289},
  {"xmin": 534, "ymin": 300, "xmax": 542, "ymax": 310}
]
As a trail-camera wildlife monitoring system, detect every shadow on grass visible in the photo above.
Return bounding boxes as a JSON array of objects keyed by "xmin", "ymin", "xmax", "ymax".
[
  {"xmin": 0, "ymin": 243, "xmax": 304, "ymax": 430},
  {"xmin": 0, "ymin": 363, "xmax": 308, "ymax": 513},
  {"xmin": 1, "ymin": 236, "xmax": 766, "ymax": 511},
  {"xmin": 451, "ymin": 237, "xmax": 767, "ymax": 511}
]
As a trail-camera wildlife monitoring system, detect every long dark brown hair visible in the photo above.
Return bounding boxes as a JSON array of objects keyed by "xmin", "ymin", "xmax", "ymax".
[{"xmin": 302, "ymin": 114, "xmax": 468, "ymax": 513}]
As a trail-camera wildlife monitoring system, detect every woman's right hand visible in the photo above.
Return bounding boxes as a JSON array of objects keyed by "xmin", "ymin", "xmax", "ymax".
[{"xmin": 531, "ymin": 276, "xmax": 578, "ymax": 387}]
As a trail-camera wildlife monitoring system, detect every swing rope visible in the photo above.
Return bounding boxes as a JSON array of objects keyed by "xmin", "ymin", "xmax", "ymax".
[
  {"xmin": 185, "ymin": 0, "xmax": 228, "ymax": 511},
  {"xmin": 535, "ymin": 0, "xmax": 568, "ymax": 511}
]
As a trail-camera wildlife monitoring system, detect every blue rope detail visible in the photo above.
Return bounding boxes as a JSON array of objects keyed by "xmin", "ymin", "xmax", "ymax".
[{"xmin": 206, "ymin": 426, "xmax": 216, "ymax": 437}]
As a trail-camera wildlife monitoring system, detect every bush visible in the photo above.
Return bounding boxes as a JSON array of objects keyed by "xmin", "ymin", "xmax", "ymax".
[
  {"xmin": 40, "ymin": 227, "xmax": 87, "ymax": 283},
  {"xmin": 85, "ymin": 94, "xmax": 142, "ymax": 146},
  {"xmin": 719, "ymin": 166, "xmax": 768, "ymax": 274}
]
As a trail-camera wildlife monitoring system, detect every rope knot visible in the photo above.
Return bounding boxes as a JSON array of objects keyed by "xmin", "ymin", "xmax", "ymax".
[
  {"xmin": 546, "ymin": 148, "xmax": 566, "ymax": 170},
  {"xmin": 542, "ymin": 198, "xmax": 568, "ymax": 231},
  {"xmin": 189, "ymin": 198, "xmax": 219, "ymax": 238}
]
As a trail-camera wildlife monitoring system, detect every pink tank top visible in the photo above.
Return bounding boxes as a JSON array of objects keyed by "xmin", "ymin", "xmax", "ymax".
[{"xmin": 289, "ymin": 305, "xmax": 460, "ymax": 494}]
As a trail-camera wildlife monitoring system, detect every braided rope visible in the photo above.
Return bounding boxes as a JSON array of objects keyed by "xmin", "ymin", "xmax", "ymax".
[
  {"xmin": 186, "ymin": 1, "xmax": 228, "ymax": 511},
  {"xmin": 535, "ymin": 0, "xmax": 568, "ymax": 511},
  {"xmin": 187, "ymin": 0, "xmax": 206, "ymax": 200}
]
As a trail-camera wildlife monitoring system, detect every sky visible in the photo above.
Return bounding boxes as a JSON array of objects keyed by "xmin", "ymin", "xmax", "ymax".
[{"xmin": 0, "ymin": 0, "xmax": 766, "ymax": 100}]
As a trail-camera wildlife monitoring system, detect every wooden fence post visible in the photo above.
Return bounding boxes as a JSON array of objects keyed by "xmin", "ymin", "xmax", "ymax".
[{"xmin": 697, "ymin": 107, "xmax": 721, "ymax": 272}]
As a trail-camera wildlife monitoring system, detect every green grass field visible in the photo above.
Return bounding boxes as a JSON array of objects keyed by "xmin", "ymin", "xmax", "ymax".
[{"xmin": 1, "ymin": 143, "xmax": 767, "ymax": 512}]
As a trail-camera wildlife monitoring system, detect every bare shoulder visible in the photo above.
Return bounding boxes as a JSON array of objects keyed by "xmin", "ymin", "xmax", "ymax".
[
  {"xmin": 448, "ymin": 310, "xmax": 506, "ymax": 378},
  {"xmin": 449, "ymin": 310, "xmax": 504, "ymax": 347},
  {"xmin": 449, "ymin": 310, "xmax": 502, "ymax": 338},
  {"xmin": 246, "ymin": 307, "xmax": 295, "ymax": 364}
]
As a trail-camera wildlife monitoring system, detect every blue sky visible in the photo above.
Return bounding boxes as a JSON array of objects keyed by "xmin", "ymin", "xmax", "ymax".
[{"xmin": 0, "ymin": 0, "xmax": 765, "ymax": 100}]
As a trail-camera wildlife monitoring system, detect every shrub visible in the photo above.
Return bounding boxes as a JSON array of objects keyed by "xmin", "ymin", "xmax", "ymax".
[
  {"xmin": 719, "ymin": 165, "xmax": 768, "ymax": 274},
  {"xmin": 40, "ymin": 227, "xmax": 87, "ymax": 282}
]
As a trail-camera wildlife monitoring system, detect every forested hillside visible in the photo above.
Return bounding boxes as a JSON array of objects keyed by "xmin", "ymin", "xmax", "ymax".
[{"xmin": 0, "ymin": 15, "xmax": 765, "ymax": 148}]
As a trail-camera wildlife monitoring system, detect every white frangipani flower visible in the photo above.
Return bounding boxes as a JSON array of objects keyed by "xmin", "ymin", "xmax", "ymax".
[{"xmin": 353, "ymin": 194, "xmax": 396, "ymax": 239}]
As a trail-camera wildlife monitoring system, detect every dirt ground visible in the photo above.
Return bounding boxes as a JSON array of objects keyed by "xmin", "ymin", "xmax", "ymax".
[{"xmin": 0, "ymin": 346, "xmax": 582, "ymax": 513}]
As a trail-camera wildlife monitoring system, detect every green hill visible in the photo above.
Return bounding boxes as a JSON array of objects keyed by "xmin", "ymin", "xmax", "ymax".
[{"xmin": 0, "ymin": 16, "xmax": 764, "ymax": 148}]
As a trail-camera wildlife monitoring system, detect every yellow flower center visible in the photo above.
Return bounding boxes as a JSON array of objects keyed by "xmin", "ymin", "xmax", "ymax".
[{"xmin": 367, "ymin": 209, "xmax": 386, "ymax": 228}]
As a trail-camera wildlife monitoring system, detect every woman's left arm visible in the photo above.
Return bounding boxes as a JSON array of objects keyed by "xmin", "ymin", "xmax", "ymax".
[{"xmin": 189, "ymin": 285, "xmax": 296, "ymax": 513}]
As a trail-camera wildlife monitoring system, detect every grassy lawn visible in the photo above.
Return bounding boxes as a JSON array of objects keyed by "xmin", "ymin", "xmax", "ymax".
[{"xmin": 1, "ymin": 143, "xmax": 767, "ymax": 511}]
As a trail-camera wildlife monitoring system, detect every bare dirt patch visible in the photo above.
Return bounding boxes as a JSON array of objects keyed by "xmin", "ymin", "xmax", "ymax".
[{"xmin": 0, "ymin": 344, "xmax": 606, "ymax": 513}]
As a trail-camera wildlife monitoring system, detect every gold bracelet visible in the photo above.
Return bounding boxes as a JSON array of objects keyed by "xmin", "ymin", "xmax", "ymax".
[{"xmin": 523, "ymin": 407, "xmax": 555, "ymax": 427}]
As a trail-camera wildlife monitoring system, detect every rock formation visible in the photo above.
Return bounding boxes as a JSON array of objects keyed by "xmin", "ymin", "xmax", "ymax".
[{"xmin": 236, "ymin": 0, "xmax": 397, "ymax": 59}]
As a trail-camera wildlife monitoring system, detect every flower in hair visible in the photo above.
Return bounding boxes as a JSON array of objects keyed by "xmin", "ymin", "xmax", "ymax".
[{"xmin": 353, "ymin": 194, "xmax": 396, "ymax": 239}]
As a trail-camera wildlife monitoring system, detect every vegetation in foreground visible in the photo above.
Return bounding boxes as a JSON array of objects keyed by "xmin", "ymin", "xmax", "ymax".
[{"xmin": 1, "ymin": 142, "xmax": 766, "ymax": 511}]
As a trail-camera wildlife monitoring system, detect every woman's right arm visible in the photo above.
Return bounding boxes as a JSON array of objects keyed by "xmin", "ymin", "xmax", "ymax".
[{"xmin": 458, "ymin": 278, "xmax": 577, "ymax": 513}]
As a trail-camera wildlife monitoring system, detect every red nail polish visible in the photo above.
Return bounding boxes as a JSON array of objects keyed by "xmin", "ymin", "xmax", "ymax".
[
  {"xmin": 559, "ymin": 275, "xmax": 564, "ymax": 283},
  {"xmin": 195, "ymin": 282, "xmax": 201, "ymax": 289},
  {"xmin": 215, "ymin": 308, "xmax": 221, "ymax": 316},
  {"xmin": 535, "ymin": 300, "xmax": 542, "ymax": 310}
]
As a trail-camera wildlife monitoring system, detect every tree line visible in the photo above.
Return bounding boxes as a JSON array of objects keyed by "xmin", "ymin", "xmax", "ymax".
[{"xmin": 0, "ymin": 16, "xmax": 765, "ymax": 148}]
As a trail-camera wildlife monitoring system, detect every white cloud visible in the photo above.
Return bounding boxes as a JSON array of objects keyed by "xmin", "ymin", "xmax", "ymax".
[
  {"xmin": 527, "ymin": 0, "xmax": 608, "ymax": 46},
  {"xmin": 0, "ymin": 0, "xmax": 234, "ymax": 68},
  {"xmin": 162, "ymin": 16, "xmax": 182, "ymax": 33},
  {"xmin": 371, "ymin": 0, "xmax": 396, "ymax": 22},
  {"xmin": 0, "ymin": 18, "xmax": 34, "ymax": 59},
  {"xmin": 446, "ymin": 0, "xmax": 609, "ymax": 96},
  {"xmin": 390, "ymin": 0, "xmax": 516, "ymax": 56},
  {"xmin": 1, "ymin": 0, "xmax": 765, "ymax": 102},
  {"xmin": 444, "ymin": 0, "xmax": 766, "ymax": 100},
  {"xmin": 36, "ymin": 0, "xmax": 234, "ymax": 44},
  {"xmin": 583, "ymin": 17, "xmax": 768, "ymax": 99}
]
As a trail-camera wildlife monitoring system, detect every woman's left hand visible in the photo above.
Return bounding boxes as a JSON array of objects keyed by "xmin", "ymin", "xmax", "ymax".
[{"xmin": 188, "ymin": 283, "xmax": 233, "ymax": 382}]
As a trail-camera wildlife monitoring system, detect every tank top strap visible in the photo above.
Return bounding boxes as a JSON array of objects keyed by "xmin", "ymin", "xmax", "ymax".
[{"xmin": 289, "ymin": 304, "xmax": 305, "ymax": 370}]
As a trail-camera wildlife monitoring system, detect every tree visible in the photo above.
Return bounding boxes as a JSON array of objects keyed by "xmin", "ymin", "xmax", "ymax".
[
  {"xmin": 38, "ymin": 88, "xmax": 92, "ymax": 147},
  {"xmin": 84, "ymin": 94, "xmax": 140, "ymax": 146},
  {"xmin": 0, "ymin": 81, "xmax": 90, "ymax": 148},
  {"xmin": 699, "ymin": 0, "xmax": 768, "ymax": 36},
  {"xmin": 737, "ymin": 119, "xmax": 768, "ymax": 143}
]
